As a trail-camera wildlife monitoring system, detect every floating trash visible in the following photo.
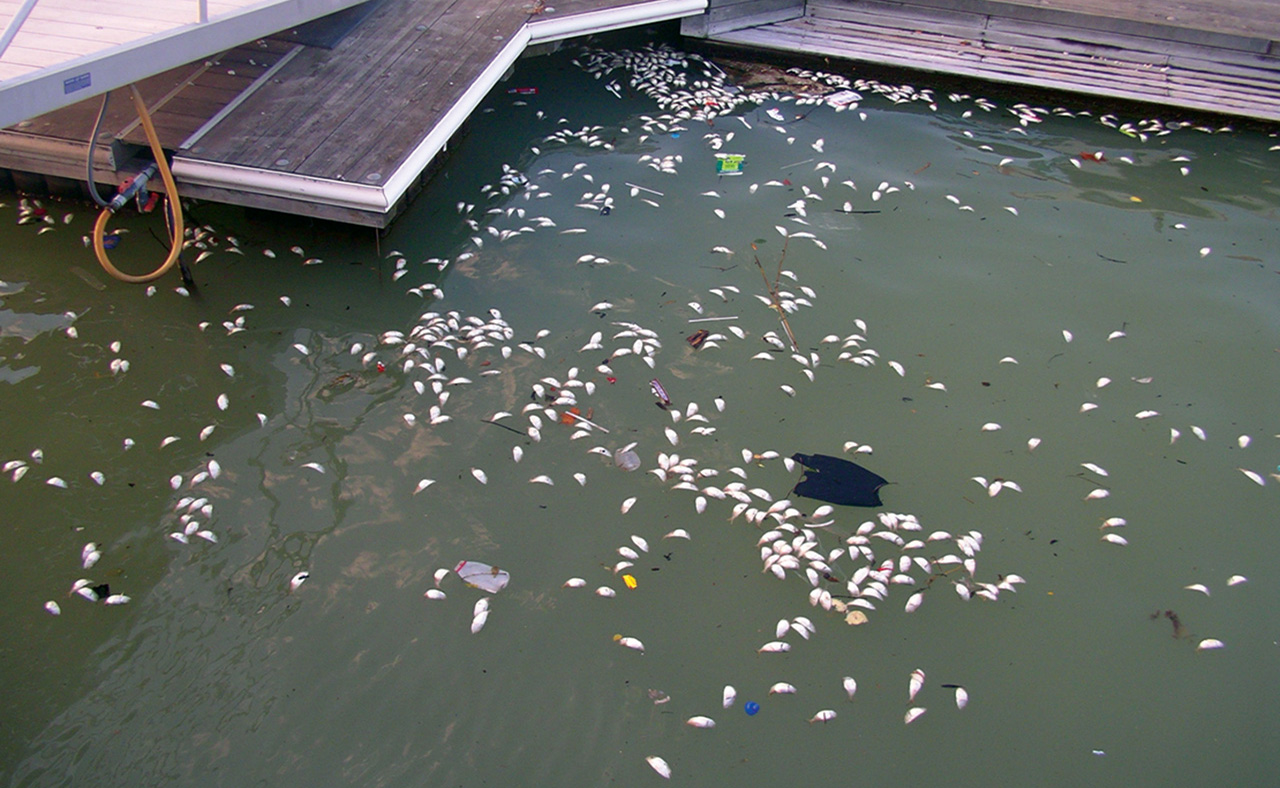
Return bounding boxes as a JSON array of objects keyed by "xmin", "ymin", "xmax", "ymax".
[
  {"xmin": 792, "ymin": 453, "xmax": 890, "ymax": 507},
  {"xmin": 715, "ymin": 153, "xmax": 746, "ymax": 175},
  {"xmin": 455, "ymin": 560, "xmax": 510, "ymax": 594},
  {"xmin": 613, "ymin": 447, "xmax": 640, "ymax": 472}
]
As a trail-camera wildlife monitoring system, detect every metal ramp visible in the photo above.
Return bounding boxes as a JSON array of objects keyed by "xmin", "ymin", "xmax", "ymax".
[{"xmin": 0, "ymin": 0, "xmax": 372, "ymax": 128}]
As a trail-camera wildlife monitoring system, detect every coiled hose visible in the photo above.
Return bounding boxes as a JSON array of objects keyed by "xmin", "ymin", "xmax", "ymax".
[{"xmin": 91, "ymin": 84, "xmax": 185, "ymax": 283}]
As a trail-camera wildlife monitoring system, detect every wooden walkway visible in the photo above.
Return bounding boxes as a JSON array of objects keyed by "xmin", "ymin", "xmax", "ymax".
[
  {"xmin": 1, "ymin": 0, "xmax": 705, "ymax": 226},
  {"xmin": 685, "ymin": 0, "xmax": 1280, "ymax": 121}
]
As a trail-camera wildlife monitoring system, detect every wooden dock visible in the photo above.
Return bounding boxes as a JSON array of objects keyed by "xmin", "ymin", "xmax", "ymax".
[
  {"xmin": 1, "ymin": 0, "xmax": 706, "ymax": 227},
  {"xmin": 684, "ymin": 0, "xmax": 1280, "ymax": 121},
  {"xmin": 3, "ymin": 0, "xmax": 1278, "ymax": 229}
]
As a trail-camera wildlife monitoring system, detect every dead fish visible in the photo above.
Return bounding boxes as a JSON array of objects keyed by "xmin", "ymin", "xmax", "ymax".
[
  {"xmin": 809, "ymin": 709, "xmax": 837, "ymax": 724},
  {"xmin": 645, "ymin": 756, "xmax": 672, "ymax": 780},
  {"xmin": 909, "ymin": 668, "xmax": 925, "ymax": 701},
  {"xmin": 1237, "ymin": 468, "xmax": 1265, "ymax": 486},
  {"xmin": 686, "ymin": 716, "xmax": 716, "ymax": 728},
  {"xmin": 289, "ymin": 571, "xmax": 309, "ymax": 591},
  {"xmin": 842, "ymin": 676, "xmax": 857, "ymax": 700},
  {"xmin": 616, "ymin": 635, "xmax": 645, "ymax": 653},
  {"xmin": 904, "ymin": 707, "xmax": 927, "ymax": 724}
]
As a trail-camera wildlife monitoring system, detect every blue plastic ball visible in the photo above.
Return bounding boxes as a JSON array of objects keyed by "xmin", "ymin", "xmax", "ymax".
[{"xmin": 744, "ymin": 701, "xmax": 760, "ymax": 716}]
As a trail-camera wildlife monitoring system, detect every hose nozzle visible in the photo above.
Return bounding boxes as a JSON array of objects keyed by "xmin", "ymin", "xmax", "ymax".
[{"xmin": 108, "ymin": 163, "xmax": 159, "ymax": 212}]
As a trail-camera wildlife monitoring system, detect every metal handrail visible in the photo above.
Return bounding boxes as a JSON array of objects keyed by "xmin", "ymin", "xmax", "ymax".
[
  {"xmin": 0, "ymin": 0, "xmax": 41, "ymax": 60},
  {"xmin": 1, "ymin": 0, "xmax": 211, "ymax": 61}
]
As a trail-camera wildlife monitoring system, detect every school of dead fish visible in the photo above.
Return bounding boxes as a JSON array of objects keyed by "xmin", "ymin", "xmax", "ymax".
[{"xmin": 9, "ymin": 38, "xmax": 1273, "ymax": 781}]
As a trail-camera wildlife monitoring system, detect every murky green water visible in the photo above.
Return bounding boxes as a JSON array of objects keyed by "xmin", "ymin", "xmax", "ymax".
[{"xmin": 2, "ymin": 26, "xmax": 1278, "ymax": 788}]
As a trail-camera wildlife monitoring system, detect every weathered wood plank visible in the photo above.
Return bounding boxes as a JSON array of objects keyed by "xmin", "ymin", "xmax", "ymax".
[
  {"xmin": 703, "ymin": 0, "xmax": 804, "ymax": 34},
  {"xmin": 893, "ymin": 0, "xmax": 1280, "ymax": 44},
  {"xmin": 187, "ymin": 0, "xmax": 472, "ymax": 171},
  {"xmin": 717, "ymin": 15, "xmax": 1280, "ymax": 119},
  {"xmin": 314, "ymin": 0, "xmax": 533, "ymax": 180}
]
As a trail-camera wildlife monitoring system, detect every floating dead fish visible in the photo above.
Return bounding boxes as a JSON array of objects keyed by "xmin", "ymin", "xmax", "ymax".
[
  {"xmin": 842, "ymin": 676, "xmax": 857, "ymax": 700},
  {"xmin": 616, "ymin": 635, "xmax": 645, "ymax": 653},
  {"xmin": 1237, "ymin": 468, "xmax": 1265, "ymax": 486},
  {"xmin": 686, "ymin": 716, "xmax": 715, "ymax": 728},
  {"xmin": 908, "ymin": 668, "xmax": 925, "ymax": 701},
  {"xmin": 904, "ymin": 707, "xmax": 927, "ymax": 724},
  {"xmin": 289, "ymin": 571, "xmax": 309, "ymax": 591},
  {"xmin": 645, "ymin": 756, "xmax": 672, "ymax": 780}
]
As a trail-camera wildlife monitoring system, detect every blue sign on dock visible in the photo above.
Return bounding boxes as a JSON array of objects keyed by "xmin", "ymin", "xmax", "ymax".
[{"xmin": 63, "ymin": 73, "xmax": 92, "ymax": 94}]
